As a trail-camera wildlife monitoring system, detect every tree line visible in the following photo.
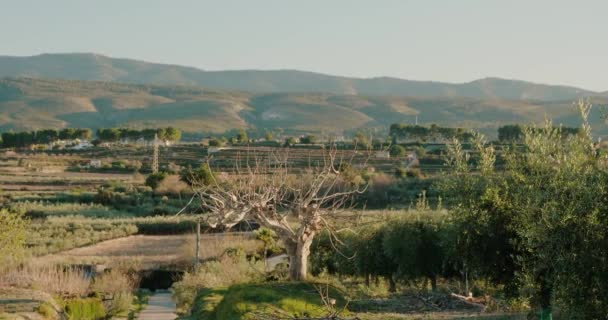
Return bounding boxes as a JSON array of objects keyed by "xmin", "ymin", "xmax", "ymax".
[
  {"xmin": 96, "ymin": 127, "xmax": 181, "ymax": 142},
  {"xmin": 497, "ymin": 124, "xmax": 580, "ymax": 142},
  {"xmin": 0, "ymin": 127, "xmax": 182, "ymax": 148},
  {"xmin": 389, "ymin": 124, "xmax": 474, "ymax": 142},
  {"xmin": 1, "ymin": 128, "xmax": 92, "ymax": 148}
]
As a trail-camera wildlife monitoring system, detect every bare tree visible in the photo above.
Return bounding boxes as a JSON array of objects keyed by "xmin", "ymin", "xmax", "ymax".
[{"xmin": 191, "ymin": 147, "xmax": 366, "ymax": 280}]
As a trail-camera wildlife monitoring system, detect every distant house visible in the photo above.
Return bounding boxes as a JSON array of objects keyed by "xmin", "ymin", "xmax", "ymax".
[
  {"xmin": 69, "ymin": 140, "xmax": 93, "ymax": 150},
  {"xmin": 89, "ymin": 160, "xmax": 102, "ymax": 168},
  {"xmin": 374, "ymin": 150, "xmax": 391, "ymax": 159}
]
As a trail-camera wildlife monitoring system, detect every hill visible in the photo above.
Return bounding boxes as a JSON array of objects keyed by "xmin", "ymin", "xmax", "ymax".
[
  {"xmin": 0, "ymin": 53, "xmax": 600, "ymax": 101},
  {"xmin": 1, "ymin": 77, "xmax": 606, "ymax": 137}
]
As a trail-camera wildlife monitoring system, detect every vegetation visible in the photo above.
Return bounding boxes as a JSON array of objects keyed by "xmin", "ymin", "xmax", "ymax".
[
  {"xmin": 0, "ymin": 209, "xmax": 26, "ymax": 265},
  {"xmin": 440, "ymin": 101, "xmax": 608, "ymax": 319},
  {"xmin": 1, "ymin": 128, "xmax": 91, "ymax": 148},
  {"xmin": 97, "ymin": 127, "xmax": 181, "ymax": 142},
  {"xmin": 188, "ymin": 282, "xmax": 348, "ymax": 320},
  {"xmin": 145, "ymin": 172, "xmax": 167, "ymax": 190},
  {"xmin": 390, "ymin": 124, "xmax": 474, "ymax": 143}
]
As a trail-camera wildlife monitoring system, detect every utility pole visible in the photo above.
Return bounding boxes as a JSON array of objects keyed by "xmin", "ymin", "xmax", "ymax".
[
  {"xmin": 195, "ymin": 217, "xmax": 201, "ymax": 267},
  {"xmin": 152, "ymin": 134, "xmax": 159, "ymax": 174}
]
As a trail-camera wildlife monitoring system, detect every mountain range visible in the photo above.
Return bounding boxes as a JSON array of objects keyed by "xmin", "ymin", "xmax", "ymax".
[
  {"xmin": 0, "ymin": 53, "xmax": 606, "ymax": 137},
  {"xmin": 1, "ymin": 53, "xmax": 605, "ymax": 101}
]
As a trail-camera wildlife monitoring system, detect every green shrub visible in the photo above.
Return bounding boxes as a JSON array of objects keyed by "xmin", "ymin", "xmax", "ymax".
[
  {"xmin": 389, "ymin": 145, "xmax": 406, "ymax": 157},
  {"xmin": 145, "ymin": 172, "xmax": 167, "ymax": 190},
  {"xmin": 203, "ymin": 282, "xmax": 348, "ymax": 320},
  {"xmin": 65, "ymin": 298, "xmax": 106, "ymax": 320},
  {"xmin": 107, "ymin": 292, "xmax": 133, "ymax": 317}
]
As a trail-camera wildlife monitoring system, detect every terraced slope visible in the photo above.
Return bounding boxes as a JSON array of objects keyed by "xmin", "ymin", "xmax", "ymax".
[{"xmin": 1, "ymin": 77, "xmax": 606, "ymax": 135}]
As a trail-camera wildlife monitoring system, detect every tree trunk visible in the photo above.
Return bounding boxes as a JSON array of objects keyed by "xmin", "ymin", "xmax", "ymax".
[
  {"xmin": 388, "ymin": 276, "xmax": 396, "ymax": 293},
  {"xmin": 430, "ymin": 275, "xmax": 437, "ymax": 292},
  {"xmin": 285, "ymin": 233, "xmax": 315, "ymax": 281},
  {"xmin": 539, "ymin": 279, "xmax": 552, "ymax": 320},
  {"xmin": 365, "ymin": 273, "xmax": 370, "ymax": 287}
]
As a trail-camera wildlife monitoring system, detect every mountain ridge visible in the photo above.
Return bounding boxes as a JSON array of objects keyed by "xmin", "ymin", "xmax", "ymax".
[
  {"xmin": 0, "ymin": 53, "xmax": 600, "ymax": 101},
  {"xmin": 1, "ymin": 77, "xmax": 606, "ymax": 137}
]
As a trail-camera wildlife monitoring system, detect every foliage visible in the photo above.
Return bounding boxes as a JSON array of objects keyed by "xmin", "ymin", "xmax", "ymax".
[
  {"xmin": 389, "ymin": 144, "xmax": 406, "ymax": 157},
  {"xmin": 300, "ymin": 135, "xmax": 318, "ymax": 144},
  {"xmin": 0, "ymin": 264, "xmax": 91, "ymax": 298},
  {"xmin": 284, "ymin": 137, "xmax": 297, "ymax": 146},
  {"xmin": 91, "ymin": 269, "xmax": 138, "ymax": 296},
  {"xmin": 189, "ymin": 282, "xmax": 348, "ymax": 320},
  {"xmin": 1, "ymin": 128, "xmax": 91, "ymax": 148},
  {"xmin": 65, "ymin": 298, "xmax": 106, "ymax": 320},
  {"xmin": 209, "ymin": 138, "xmax": 225, "ymax": 147},
  {"xmin": 180, "ymin": 164, "xmax": 214, "ymax": 187},
  {"xmin": 390, "ymin": 124, "xmax": 473, "ymax": 143},
  {"xmin": 497, "ymin": 124, "xmax": 580, "ymax": 142},
  {"xmin": 172, "ymin": 255, "xmax": 264, "ymax": 312},
  {"xmin": 106, "ymin": 292, "xmax": 134, "ymax": 317},
  {"xmin": 235, "ymin": 129, "xmax": 248, "ymax": 143},
  {"xmin": 96, "ymin": 127, "xmax": 182, "ymax": 142},
  {"xmin": 383, "ymin": 215, "xmax": 449, "ymax": 291},
  {"xmin": 0, "ymin": 209, "xmax": 26, "ymax": 265},
  {"xmin": 145, "ymin": 172, "xmax": 167, "ymax": 190},
  {"xmin": 440, "ymin": 101, "xmax": 608, "ymax": 318}
]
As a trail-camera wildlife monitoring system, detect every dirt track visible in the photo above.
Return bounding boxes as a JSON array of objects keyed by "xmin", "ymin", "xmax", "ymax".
[{"xmin": 138, "ymin": 292, "xmax": 177, "ymax": 320}]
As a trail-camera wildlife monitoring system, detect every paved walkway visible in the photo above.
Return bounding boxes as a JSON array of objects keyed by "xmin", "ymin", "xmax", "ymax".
[{"xmin": 138, "ymin": 292, "xmax": 177, "ymax": 320}]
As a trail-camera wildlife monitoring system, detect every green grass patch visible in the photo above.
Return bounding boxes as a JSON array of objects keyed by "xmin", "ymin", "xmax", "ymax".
[{"xmin": 190, "ymin": 282, "xmax": 349, "ymax": 320}]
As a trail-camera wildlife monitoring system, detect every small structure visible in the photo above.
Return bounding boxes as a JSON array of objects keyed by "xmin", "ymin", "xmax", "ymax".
[
  {"xmin": 89, "ymin": 159, "xmax": 102, "ymax": 168},
  {"xmin": 374, "ymin": 150, "xmax": 391, "ymax": 159},
  {"xmin": 208, "ymin": 147, "xmax": 224, "ymax": 154}
]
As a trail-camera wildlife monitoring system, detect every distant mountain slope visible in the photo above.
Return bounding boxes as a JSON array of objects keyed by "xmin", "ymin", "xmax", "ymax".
[
  {"xmin": 1, "ymin": 77, "xmax": 605, "ymax": 136},
  {"xmin": 0, "ymin": 53, "xmax": 599, "ymax": 101}
]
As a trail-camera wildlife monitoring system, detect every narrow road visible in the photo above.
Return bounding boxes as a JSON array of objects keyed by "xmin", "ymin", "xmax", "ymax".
[{"xmin": 138, "ymin": 292, "xmax": 177, "ymax": 320}]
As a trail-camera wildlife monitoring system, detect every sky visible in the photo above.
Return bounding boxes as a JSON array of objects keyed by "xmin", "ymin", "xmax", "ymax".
[{"xmin": 1, "ymin": 0, "xmax": 607, "ymax": 91}]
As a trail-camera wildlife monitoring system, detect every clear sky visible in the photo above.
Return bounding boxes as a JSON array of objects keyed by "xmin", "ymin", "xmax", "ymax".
[{"xmin": 1, "ymin": 0, "xmax": 607, "ymax": 91}]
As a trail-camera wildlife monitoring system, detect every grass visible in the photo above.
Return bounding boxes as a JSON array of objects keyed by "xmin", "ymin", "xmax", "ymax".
[
  {"xmin": 10, "ymin": 201, "xmax": 128, "ymax": 218},
  {"xmin": 0, "ymin": 264, "xmax": 90, "ymax": 298},
  {"xmin": 188, "ymin": 282, "xmax": 348, "ymax": 320},
  {"xmin": 24, "ymin": 215, "xmax": 205, "ymax": 256}
]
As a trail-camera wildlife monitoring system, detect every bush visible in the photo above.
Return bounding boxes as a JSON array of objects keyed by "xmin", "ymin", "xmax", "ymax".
[
  {"xmin": 106, "ymin": 292, "xmax": 133, "ymax": 317},
  {"xmin": 91, "ymin": 269, "xmax": 138, "ymax": 296},
  {"xmin": 390, "ymin": 145, "xmax": 407, "ymax": 157},
  {"xmin": 172, "ymin": 255, "xmax": 264, "ymax": 312},
  {"xmin": 145, "ymin": 172, "xmax": 167, "ymax": 190},
  {"xmin": 383, "ymin": 216, "xmax": 449, "ymax": 291},
  {"xmin": 65, "ymin": 298, "xmax": 106, "ymax": 320}
]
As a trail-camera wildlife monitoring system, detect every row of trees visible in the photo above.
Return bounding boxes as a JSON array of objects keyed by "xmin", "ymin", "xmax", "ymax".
[
  {"xmin": 96, "ymin": 127, "xmax": 181, "ymax": 142},
  {"xmin": 1, "ymin": 128, "xmax": 92, "ymax": 148},
  {"xmin": 497, "ymin": 124, "xmax": 580, "ymax": 142},
  {"xmin": 389, "ymin": 124, "xmax": 474, "ymax": 142},
  {"xmin": 311, "ymin": 213, "xmax": 450, "ymax": 292}
]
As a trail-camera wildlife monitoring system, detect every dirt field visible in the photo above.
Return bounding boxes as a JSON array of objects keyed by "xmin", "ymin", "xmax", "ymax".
[{"xmin": 36, "ymin": 233, "xmax": 261, "ymax": 270}]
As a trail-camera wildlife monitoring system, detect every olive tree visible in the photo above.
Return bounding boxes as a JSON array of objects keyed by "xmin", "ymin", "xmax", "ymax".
[
  {"xmin": 191, "ymin": 149, "xmax": 365, "ymax": 280},
  {"xmin": 441, "ymin": 101, "xmax": 608, "ymax": 319}
]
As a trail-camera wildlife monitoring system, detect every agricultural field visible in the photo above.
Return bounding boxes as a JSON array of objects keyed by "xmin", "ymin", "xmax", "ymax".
[
  {"xmin": 0, "ymin": 143, "xmax": 512, "ymax": 319},
  {"xmin": 1, "ymin": 126, "xmax": 605, "ymax": 320}
]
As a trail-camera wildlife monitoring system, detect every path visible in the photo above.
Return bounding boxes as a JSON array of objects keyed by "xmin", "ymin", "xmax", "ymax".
[{"xmin": 138, "ymin": 292, "xmax": 177, "ymax": 320}]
